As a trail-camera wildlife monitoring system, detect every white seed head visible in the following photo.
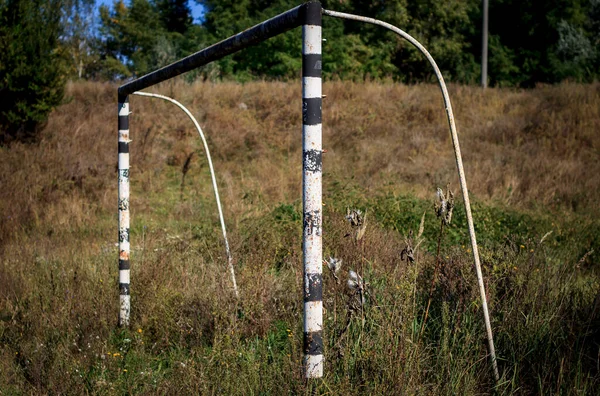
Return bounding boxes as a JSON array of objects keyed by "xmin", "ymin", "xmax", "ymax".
[
  {"xmin": 435, "ymin": 187, "xmax": 454, "ymax": 224},
  {"xmin": 436, "ymin": 188, "xmax": 445, "ymax": 202},
  {"xmin": 346, "ymin": 208, "xmax": 364, "ymax": 227},
  {"xmin": 347, "ymin": 270, "xmax": 362, "ymax": 291},
  {"xmin": 326, "ymin": 257, "xmax": 342, "ymax": 273}
]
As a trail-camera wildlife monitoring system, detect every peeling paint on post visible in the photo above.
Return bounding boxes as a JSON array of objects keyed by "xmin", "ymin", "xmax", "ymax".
[
  {"xmin": 118, "ymin": 95, "xmax": 131, "ymax": 327},
  {"xmin": 302, "ymin": 1, "xmax": 323, "ymax": 379}
]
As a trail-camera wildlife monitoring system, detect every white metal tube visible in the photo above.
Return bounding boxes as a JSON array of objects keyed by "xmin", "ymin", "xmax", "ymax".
[
  {"xmin": 323, "ymin": 8, "xmax": 500, "ymax": 382},
  {"xmin": 132, "ymin": 91, "xmax": 239, "ymax": 299},
  {"xmin": 302, "ymin": 1, "xmax": 324, "ymax": 379},
  {"xmin": 118, "ymin": 97, "xmax": 131, "ymax": 327}
]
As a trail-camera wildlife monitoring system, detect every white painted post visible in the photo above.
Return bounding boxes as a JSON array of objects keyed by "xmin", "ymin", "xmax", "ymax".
[
  {"xmin": 118, "ymin": 95, "xmax": 131, "ymax": 327},
  {"xmin": 302, "ymin": 1, "xmax": 324, "ymax": 379}
]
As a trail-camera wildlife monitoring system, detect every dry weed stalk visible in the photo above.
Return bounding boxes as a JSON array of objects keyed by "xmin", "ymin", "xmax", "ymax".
[
  {"xmin": 346, "ymin": 208, "xmax": 367, "ymax": 241},
  {"xmin": 401, "ymin": 212, "xmax": 426, "ymax": 264},
  {"xmin": 421, "ymin": 186, "xmax": 454, "ymax": 337},
  {"xmin": 434, "ymin": 185, "xmax": 454, "ymax": 226},
  {"xmin": 334, "ymin": 268, "xmax": 369, "ymax": 357},
  {"xmin": 180, "ymin": 151, "xmax": 195, "ymax": 199},
  {"xmin": 325, "ymin": 257, "xmax": 342, "ymax": 283},
  {"xmin": 347, "ymin": 270, "xmax": 366, "ymax": 308}
]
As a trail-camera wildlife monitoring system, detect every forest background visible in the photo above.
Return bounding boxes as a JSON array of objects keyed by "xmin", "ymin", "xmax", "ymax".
[{"xmin": 1, "ymin": 0, "xmax": 600, "ymax": 140}]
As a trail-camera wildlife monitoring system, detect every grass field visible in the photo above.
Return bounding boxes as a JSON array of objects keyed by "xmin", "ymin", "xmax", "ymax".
[{"xmin": 1, "ymin": 81, "xmax": 599, "ymax": 394}]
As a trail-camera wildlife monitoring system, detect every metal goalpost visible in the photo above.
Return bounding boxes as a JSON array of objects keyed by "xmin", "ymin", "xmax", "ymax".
[{"xmin": 116, "ymin": 0, "xmax": 499, "ymax": 382}]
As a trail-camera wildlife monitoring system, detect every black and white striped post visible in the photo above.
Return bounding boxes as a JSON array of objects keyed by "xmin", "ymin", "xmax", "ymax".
[
  {"xmin": 118, "ymin": 95, "xmax": 131, "ymax": 327},
  {"xmin": 116, "ymin": 5, "xmax": 327, "ymax": 371},
  {"xmin": 302, "ymin": 1, "xmax": 324, "ymax": 379},
  {"xmin": 116, "ymin": 3, "xmax": 308, "ymax": 329}
]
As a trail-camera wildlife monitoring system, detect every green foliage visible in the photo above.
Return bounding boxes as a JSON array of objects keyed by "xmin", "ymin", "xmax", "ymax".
[
  {"xmin": 0, "ymin": 0, "xmax": 66, "ymax": 142},
  {"xmin": 485, "ymin": 0, "xmax": 597, "ymax": 86},
  {"xmin": 395, "ymin": 0, "xmax": 478, "ymax": 83},
  {"xmin": 99, "ymin": 0, "xmax": 205, "ymax": 77},
  {"xmin": 157, "ymin": 0, "xmax": 193, "ymax": 33},
  {"xmin": 91, "ymin": 0, "xmax": 600, "ymax": 85}
]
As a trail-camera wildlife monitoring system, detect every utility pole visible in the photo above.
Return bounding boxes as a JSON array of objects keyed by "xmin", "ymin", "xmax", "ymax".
[{"xmin": 481, "ymin": 0, "xmax": 489, "ymax": 88}]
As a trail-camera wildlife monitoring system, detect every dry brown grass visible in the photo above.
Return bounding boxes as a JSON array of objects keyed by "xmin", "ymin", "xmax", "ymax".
[
  {"xmin": 1, "ymin": 81, "xmax": 598, "ymax": 245},
  {"xmin": 0, "ymin": 81, "xmax": 599, "ymax": 393}
]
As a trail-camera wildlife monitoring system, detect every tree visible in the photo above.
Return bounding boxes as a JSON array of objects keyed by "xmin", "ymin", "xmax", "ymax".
[
  {"xmin": 98, "ymin": 0, "xmax": 199, "ymax": 77},
  {"xmin": 486, "ymin": 0, "xmax": 591, "ymax": 86},
  {"xmin": 61, "ymin": 0, "xmax": 98, "ymax": 79},
  {"xmin": 0, "ymin": 0, "xmax": 66, "ymax": 142},
  {"xmin": 157, "ymin": 0, "xmax": 193, "ymax": 34}
]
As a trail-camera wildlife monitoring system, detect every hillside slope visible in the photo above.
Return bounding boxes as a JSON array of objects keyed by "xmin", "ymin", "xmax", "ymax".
[{"xmin": 0, "ymin": 81, "xmax": 599, "ymax": 393}]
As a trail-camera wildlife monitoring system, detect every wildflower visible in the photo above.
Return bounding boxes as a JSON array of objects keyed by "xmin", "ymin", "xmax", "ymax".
[
  {"xmin": 347, "ymin": 270, "xmax": 366, "ymax": 306},
  {"xmin": 434, "ymin": 186, "xmax": 454, "ymax": 225},
  {"xmin": 400, "ymin": 243, "xmax": 415, "ymax": 263},
  {"xmin": 325, "ymin": 257, "xmax": 342, "ymax": 282},
  {"xmin": 346, "ymin": 208, "xmax": 367, "ymax": 241},
  {"xmin": 347, "ymin": 270, "xmax": 362, "ymax": 291},
  {"xmin": 345, "ymin": 208, "xmax": 363, "ymax": 227},
  {"xmin": 137, "ymin": 328, "xmax": 142, "ymax": 334},
  {"xmin": 401, "ymin": 213, "xmax": 425, "ymax": 263}
]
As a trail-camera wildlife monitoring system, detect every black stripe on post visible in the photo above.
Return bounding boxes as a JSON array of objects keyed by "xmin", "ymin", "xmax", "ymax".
[
  {"xmin": 302, "ymin": 54, "xmax": 322, "ymax": 77},
  {"xmin": 119, "ymin": 259, "xmax": 130, "ymax": 270},
  {"xmin": 300, "ymin": 1, "xmax": 322, "ymax": 26},
  {"xmin": 303, "ymin": 149, "xmax": 322, "ymax": 172},
  {"xmin": 119, "ymin": 283, "xmax": 130, "ymax": 295},
  {"xmin": 303, "ymin": 97, "xmax": 322, "ymax": 125},
  {"xmin": 304, "ymin": 331, "xmax": 324, "ymax": 355},
  {"xmin": 118, "ymin": 141, "xmax": 129, "ymax": 154},
  {"xmin": 118, "ymin": 115, "xmax": 129, "ymax": 130},
  {"xmin": 304, "ymin": 273, "xmax": 323, "ymax": 302}
]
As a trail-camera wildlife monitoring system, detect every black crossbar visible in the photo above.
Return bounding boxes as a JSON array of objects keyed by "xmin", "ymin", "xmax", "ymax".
[{"xmin": 119, "ymin": 4, "xmax": 308, "ymax": 96}]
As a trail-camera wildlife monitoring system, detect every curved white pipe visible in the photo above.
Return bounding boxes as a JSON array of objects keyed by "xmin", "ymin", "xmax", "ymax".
[
  {"xmin": 132, "ymin": 91, "xmax": 239, "ymax": 299},
  {"xmin": 323, "ymin": 9, "xmax": 499, "ymax": 381}
]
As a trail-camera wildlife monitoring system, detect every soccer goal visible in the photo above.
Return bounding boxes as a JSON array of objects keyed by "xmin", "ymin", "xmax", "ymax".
[{"xmin": 116, "ymin": 1, "xmax": 498, "ymax": 381}]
